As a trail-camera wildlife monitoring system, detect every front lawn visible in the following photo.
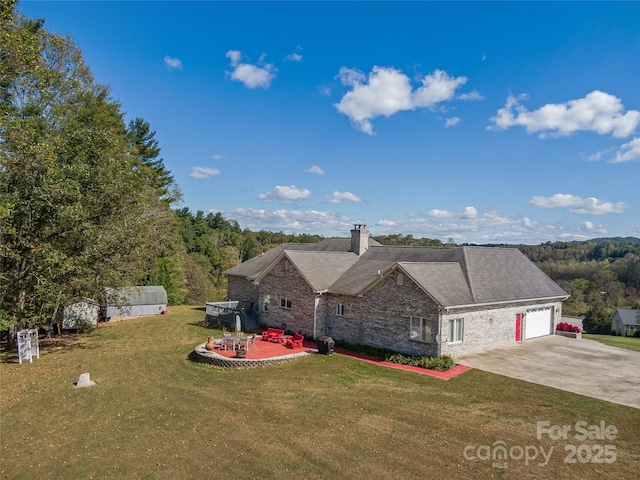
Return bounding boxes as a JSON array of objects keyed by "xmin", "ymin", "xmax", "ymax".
[
  {"xmin": 583, "ymin": 333, "xmax": 640, "ymax": 353},
  {"xmin": 1, "ymin": 306, "xmax": 638, "ymax": 479}
]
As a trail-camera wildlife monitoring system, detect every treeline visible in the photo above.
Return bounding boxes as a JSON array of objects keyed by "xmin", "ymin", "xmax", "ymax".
[
  {"xmin": 372, "ymin": 234, "xmax": 452, "ymax": 247},
  {"xmin": 169, "ymin": 209, "xmax": 323, "ymax": 305},
  {"xmin": 515, "ymin": 239, "xmax": 640, "ymax": 319}
]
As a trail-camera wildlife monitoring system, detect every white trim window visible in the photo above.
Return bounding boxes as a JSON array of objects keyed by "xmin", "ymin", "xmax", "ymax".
[
  {"xmin": 397, "ymin": 273, "xmax": 404, "ymax": 286},
  {"xmin": 410, "ymin": 316, "xmax": 431, "ymax": 343},
  {"xmin": 280, "ymin": 297, "xmax": 292, "ymax": 309},
  {"xmin": 336, "ymin": 303, "xmax": 345, "ymax": 316},
  {"xmin": 449, "ymin": 318, "xmax": 463, "ymax": 343}
]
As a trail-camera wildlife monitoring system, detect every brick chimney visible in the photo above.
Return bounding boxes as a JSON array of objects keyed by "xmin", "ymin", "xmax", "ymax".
[{"xmin": 350, "ymin": 224, "xmax": 369, "ymax": 256}]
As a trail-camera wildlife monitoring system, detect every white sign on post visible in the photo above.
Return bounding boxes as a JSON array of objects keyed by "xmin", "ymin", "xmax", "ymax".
[{"xmin": 17, "ymin": 329, "xmax": 40, "ymax": 364}]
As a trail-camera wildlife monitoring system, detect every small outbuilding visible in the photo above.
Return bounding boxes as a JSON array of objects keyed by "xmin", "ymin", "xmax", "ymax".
[
  {"xmin": 105, "ymin": 286, "xmax": 167, "ymax": 319},
  {"xmin": 63, "ymin": 297, "xmax": 101, "ymax": 330},
  {"xmin": 611, "ymin": 308, "xmax": 639, "ymax": 336}
]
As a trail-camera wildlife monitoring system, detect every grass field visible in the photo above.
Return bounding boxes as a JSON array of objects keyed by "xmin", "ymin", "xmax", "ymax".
[
  {"xmin": 583, "ymin": 333, "xmax": 640, "ymax": 353},
  {"xmin": 1, "ymin": 306, "xmax": 639, "ymax": 479}
]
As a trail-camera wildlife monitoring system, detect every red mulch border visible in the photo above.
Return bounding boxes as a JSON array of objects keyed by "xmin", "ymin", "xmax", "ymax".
[{"xmin": 332, "ymin": 347, "xmax": 471, "ymax": 380}]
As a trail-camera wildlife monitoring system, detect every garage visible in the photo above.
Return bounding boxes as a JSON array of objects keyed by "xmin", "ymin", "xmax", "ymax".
[{"xmin": 525, "ymin": 308, "xmax": 552, "ymax": 339}]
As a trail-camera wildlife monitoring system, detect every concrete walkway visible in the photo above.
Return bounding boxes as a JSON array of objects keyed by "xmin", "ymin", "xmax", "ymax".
[{"xmin": 457, "ymin": 335, "xmax": 640, "ymax": 409}]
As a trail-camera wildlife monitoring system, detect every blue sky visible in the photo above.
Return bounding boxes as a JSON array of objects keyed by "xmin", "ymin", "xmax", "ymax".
[{"xmin": 20, "ymin": 1, "xmax": 640, "ymax": 244}]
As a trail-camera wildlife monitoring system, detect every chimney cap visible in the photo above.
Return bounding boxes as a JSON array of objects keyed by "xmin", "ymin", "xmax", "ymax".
[{"xmin": 353, "ymin": 223, "xmax": 367, "ymax": 230}]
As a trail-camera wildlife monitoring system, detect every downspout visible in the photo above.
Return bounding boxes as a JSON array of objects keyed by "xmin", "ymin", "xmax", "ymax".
[
  {"xmin": 313, "ymin": 296, "xmax": 319, "ymax": 339},
  {"xmin": 314, "ymin": 289, "xmax": 328, "ymax": 339},
  {"xmin": 437, "ymin": 308, "xmax": 442, "ymax": 356}
]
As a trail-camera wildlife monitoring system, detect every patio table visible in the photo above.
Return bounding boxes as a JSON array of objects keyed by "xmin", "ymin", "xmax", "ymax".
[{"xmin": 222, "ymin": 336, "xmax": 248, "ymax": 351}]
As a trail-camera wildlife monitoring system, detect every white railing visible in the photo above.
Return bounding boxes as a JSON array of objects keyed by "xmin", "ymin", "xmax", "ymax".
[{"xmin": 205, "ymin": 301, "xmax": 239, "ymax": 316}]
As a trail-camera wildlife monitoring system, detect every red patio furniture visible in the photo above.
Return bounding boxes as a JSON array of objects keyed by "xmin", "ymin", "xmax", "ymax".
[
  {"xmin": 261, "ymin": 328, "xmax": 284, "ymax": 342},
  {"xmin": 284, "ymin": 332, "xmax": 304, "ymax": 349}
]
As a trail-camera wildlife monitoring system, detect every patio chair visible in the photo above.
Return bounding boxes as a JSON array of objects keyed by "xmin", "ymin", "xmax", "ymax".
[{"xmin": 285, "ymin": 332, "xmax": 304, "ymax": 349}]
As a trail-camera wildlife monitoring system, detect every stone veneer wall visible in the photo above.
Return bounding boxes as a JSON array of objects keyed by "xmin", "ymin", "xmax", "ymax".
[
  {"xmin": 440, "ymin": 300, "xmax": 563, "ymax": 357},
  {"xmin": 327, "ymin": 272, "xmax": 439, "ymax": 357},
  {"xmin": 259, "ymin": 259, "xmax": 316, "ymax": 335},
  {"xmin": 226, "ymin": 276, "xmax": 259, "ymax": 303}
]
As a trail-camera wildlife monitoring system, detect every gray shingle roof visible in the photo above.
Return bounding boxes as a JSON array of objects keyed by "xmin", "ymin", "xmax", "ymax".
[
  {"xmin": 223, "ymin": 237, "xmax": 381, "ymax": 280},
  {"xmin": 284, "ymin": 250, "xmax": 359, "ymax": 291},
  {"xmin": 461, "ymin": 247, "xmax": 568, "ymax": 304},
  {"xmin": 399, "ymin": 262, "xmax": 474, "ymax": 306},
  {"xmin": 614, "ymin": 309, "xmax": 639, "ymax": 325},
  {"xmin": 225, "ymin": 238, "xmax": 568, "ymax": 307}
]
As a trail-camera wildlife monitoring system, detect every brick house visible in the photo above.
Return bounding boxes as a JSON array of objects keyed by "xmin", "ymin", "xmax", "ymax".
[{"xmin": 224, "ymin": 225, "xmax": 569, "ymax": 357}]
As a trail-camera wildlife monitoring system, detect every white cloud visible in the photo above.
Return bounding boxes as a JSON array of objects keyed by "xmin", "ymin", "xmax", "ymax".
[
  {"xmin": 211, "ymin": 154, "xmax": 228, "ymax": 161},
  {"xmin": 335, "ymin": 67, "xmax": 467, "ymax": 135},
  {"xmin": 226, "ymin": 50, "xmax": 275, "ymax": 89},
  {"xmin": 258, "ymin": 185, "xmax": 312, "ymax": 204},
  {"xmin": 284, "ymin": 52, "xmax": 303, "ymax": 62},
  {"xmin": 377, "ymin": 219, "xmax": 397, "ymax": 226},
  {"xmin": 427, "ymin": 209, "xmax": 455, "ymax": 218},
  {"xmin": 529, "ymin": 193, "xmax": 627, "ymax": 215},
  {"xmin": 189, "ymin": 167, "xmax": 220, "ymax": 179},
  {"xmin": 462, "ymin": 206, "xmax": 478, "ymax": 219},
  {"xmin": 581, "ymin": 149, "xmax": 607, "ymax": 162},
  {"xmin": 325, "ymin": 191, "xmax": 363, "ymax": 204},
  {"xmin": 427, "ymin": 207, "xmax": 477, "ymax": 219},
  {"xmin": 232, "ymin": 207, "xmax": 353, "ymax": 234},
  {"xmin": 374, "ymin": 208, "xmax": 558, "ymax": 244},
  {"xmin": 490, "ymin": 91, "xmax": 640, "ymax": 138},
  {"xmin": 164, "ymin": 55, "xmax": 182, "ymax": 70},
  {"xmin": 580, "ymin": 221, "xmax": 608, "ymax": 235},
  {"xmin": 226, "ymin": 50, "xmax": 242, "ymax": 65},
  {"xmin": 458, "ymin": 90, "xmax": 483, "ymax": 101},
  {"xmin": 412, "ymin": 69, "xmax": 467, "ymax": 108},
  {"xmin": 611, "ymin": 137, "xmax": 640, "ymax": 163},
  {"xmin": 336, "ymin": 67, "xmax": 367, "ymax": 87},
  {"xmin": 445, "ymin": 117, "xmax": 460, "ymax": 128},
  {"xmin": 305, "ymin": 164, "xmax": 325, "ymax": 175}
]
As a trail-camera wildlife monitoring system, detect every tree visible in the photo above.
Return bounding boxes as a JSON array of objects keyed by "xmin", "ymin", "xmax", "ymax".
[
  {"xmin": 127, "ymin": 117, "xmax": 181, "ymax": 205},
  {"xmin": 1, "ymin": 5, "xmax": 177, "ymax": 338},
  {"xmin": 582, "ymin": 302, "xmax": 613, "ymax": 334}
]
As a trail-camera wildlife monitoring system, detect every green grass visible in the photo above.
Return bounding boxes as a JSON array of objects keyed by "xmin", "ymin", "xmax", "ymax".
[
  {"xmin": 2, "ymin": 306, "xmax": 639, "ymax": 479},
  {"xmin": 583, "ymin": 333, "xmax": 640, "ymax": 352}
]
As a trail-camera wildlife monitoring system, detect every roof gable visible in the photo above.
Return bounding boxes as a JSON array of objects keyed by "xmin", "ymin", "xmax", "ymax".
[
  {"xmin": 399, "ymin": 262, "xmax": 474, "ymax": 306},
  {"xmin": 285, "ymin": 250, "xmax": 359, "ymax": 292}
]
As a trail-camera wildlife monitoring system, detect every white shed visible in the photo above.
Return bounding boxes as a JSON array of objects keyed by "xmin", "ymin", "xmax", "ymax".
[{"xmin": 63, "ymin": 297, "xmax": 101, "ymax": 330}]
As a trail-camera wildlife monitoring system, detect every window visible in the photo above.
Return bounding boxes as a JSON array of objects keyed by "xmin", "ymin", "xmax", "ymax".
[
  {"xmin": 397, "ymin": 273, "xmax": 404, "ymax": 286},
  {"xmin": 336, "ymin": 303, "xmax": 345, "ymax": 316},
  {"xmin": 284, "ymin": 260, "xmax": 291, "ymax": 272},
  {"xmin": 410, "ymin": 317, "xmax": 431, "ymax": 343},
  {"xmin": 449, "ymin": 318, "xmax": 464, "ymax": 343},
  {"xmin": 280, "ymin": 297, "xmax": 292, "ymax": 309}
]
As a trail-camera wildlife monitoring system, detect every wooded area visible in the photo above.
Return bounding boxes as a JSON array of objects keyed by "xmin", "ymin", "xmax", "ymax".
[{"xmin": 1, "ymin": 2, "xmax": 638, "ymax": 338}]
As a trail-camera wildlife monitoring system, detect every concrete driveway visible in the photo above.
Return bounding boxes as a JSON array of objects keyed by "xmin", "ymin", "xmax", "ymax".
[{"xmin": 457, "ymin": 335, "xmax": 640, "ymax": 409}]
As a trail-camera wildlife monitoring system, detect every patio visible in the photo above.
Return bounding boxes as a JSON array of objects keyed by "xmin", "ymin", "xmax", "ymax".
[
  {"xmin": 189, "ymin": 331, "xmax": 470, "ymax": 379},
  {"xmin": 190, "ymin": 333, "xmax": 317, "ymax": 367}
]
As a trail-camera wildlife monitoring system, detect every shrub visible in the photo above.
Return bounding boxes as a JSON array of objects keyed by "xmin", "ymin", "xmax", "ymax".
[
  {"xmin": 386, "ymin": 353, "xmax": 455, "ymax": 371},
  {"xmin": 556, "ymin": 322, "xmax": 581, "ymax": 333}
]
